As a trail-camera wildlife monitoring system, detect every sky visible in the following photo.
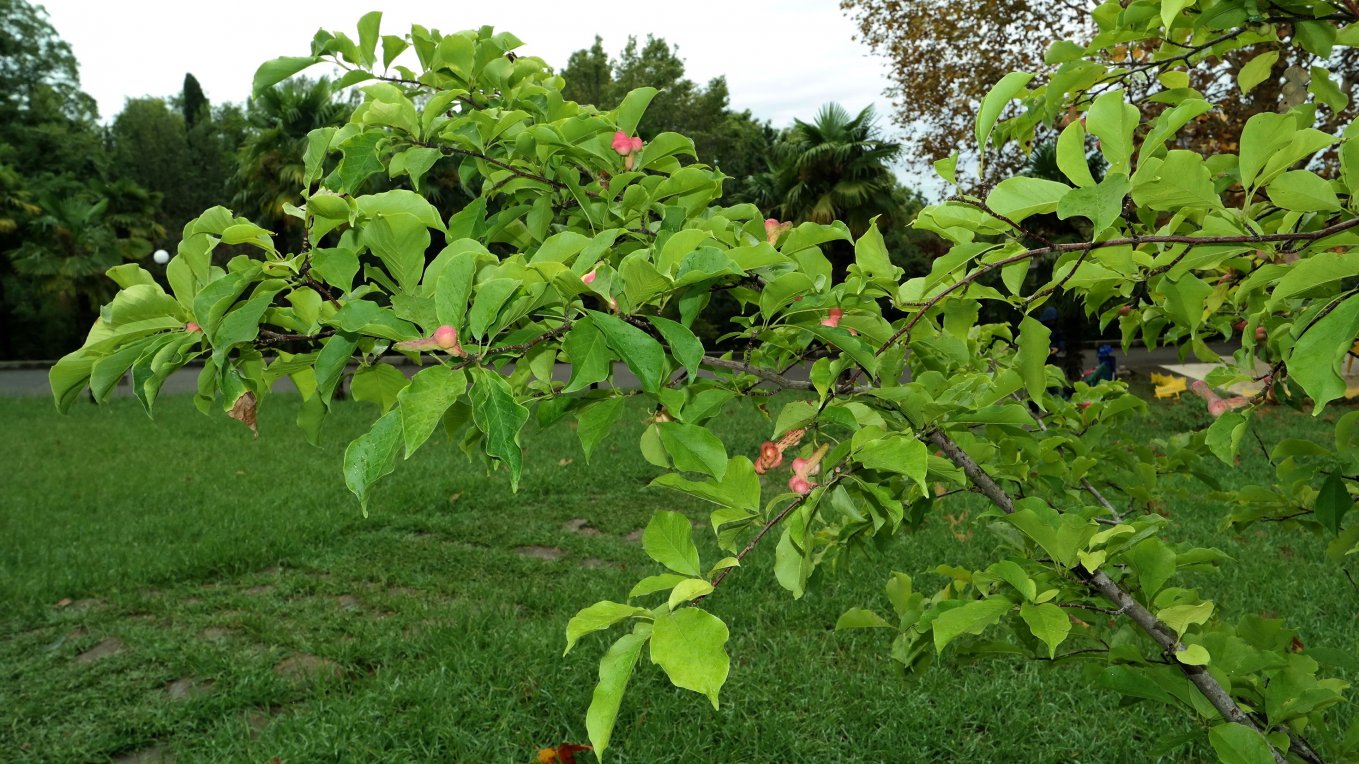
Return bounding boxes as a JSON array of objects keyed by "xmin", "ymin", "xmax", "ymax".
[{"xmin": 39, "ymin": 0, "xmax": 899, "ymax": 133}]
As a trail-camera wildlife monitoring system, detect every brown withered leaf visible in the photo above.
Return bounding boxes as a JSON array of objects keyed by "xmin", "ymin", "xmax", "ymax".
[{"xmin": 228, "ymin": 391, "xmax": 259, "ymax": 438}]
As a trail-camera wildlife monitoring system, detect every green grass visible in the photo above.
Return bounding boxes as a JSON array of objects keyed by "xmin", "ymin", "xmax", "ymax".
[{"xmin": 0, "ymin": 390, "xmax": 1355, "ymax": 762}]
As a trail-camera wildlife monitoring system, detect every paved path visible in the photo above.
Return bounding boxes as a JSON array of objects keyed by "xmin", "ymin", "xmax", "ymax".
[{"xmin": 0, "ymin": 344, "xmax": 1235, "ymax": 398}]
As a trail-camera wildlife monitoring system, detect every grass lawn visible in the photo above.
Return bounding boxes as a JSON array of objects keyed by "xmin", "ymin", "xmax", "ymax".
[{"xmin": 1, "ymin": 388, "xmax": 1355, "ymax": 762}]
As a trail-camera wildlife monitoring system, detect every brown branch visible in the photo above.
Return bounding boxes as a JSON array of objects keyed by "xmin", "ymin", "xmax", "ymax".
[
  {"xmin": 1027, "ymin": 241, "xmax": 1093, "ymax": 307},
  {"xmin": 948, "ymin": 197, "xmax": 1056, "ymax": 248},
  {"xmin": 925, "ymin": 427, "xmax": 1288, "ymax": 764},
  {"xmin": 849, "ymin": 216, "xmax": 1359, "ymax": 390},
  {"xmin": 257, "ymin": 328, "xmax": 336, "ymax": 347}
]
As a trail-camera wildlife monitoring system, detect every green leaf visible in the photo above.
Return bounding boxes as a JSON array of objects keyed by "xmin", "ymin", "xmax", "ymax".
[
  {"xmin": 1086, "ymin": 90, "xmax": 1139, "ymax": 172},
  {"xmin": 1239, "ymin": 112, "xmax": 1296, "ymax": 189},
  {"xmin": 933, "ymin": 598, "xmax": 1013, "ymax": 653},
  {"xmin": 1017, "ymin": 316, "xmax": 1052, "ymax": 407},
  {"xmin": 468, "ymin": 367, "xmax": 530, "ymax": 490},
  {"xmin": 587, "ymin": 310, "xmax": 665, "ymax": 393},
  {"xmin": 585, "ymin": 633, "xmax": 647, "ymax": 758},
  {"xmin": 657, "ymin": 422, "xmax": 728, "ymax": 480},
  {"xmin": 975, "ymin": 72, "xmax": 1034, "ymax": 158},
  {"xmin": 615, "ymin": 87, "xmax": 657, "ymax": 135},
  {"xmin": 252, "ymin": 55, "xmax": 317, "ymax": 96},
  {"xmin": 466, "ymin": 278, "xmax": 518, "ymax": 339},
  {"xmin": 642, "ymin": 510, "xmax": 703, "ymax": 577},
  {"xmin": 1176, "ymin": 644, "xmax": 1211, "ymax": 665},
  {"xmin": 564, "ymin": 601, "xmax": 648, "ymax": 655},
  {"xmin": 854, "ymin": 434, "xmax": 928, "ymax": 494},
  {"xmin": 1160, "ymin": 0, "xmax": 1193, "ymax": 28},
  {"xmin": 1058, "ymin": 173, "xmax": 1130, "ymax": 233},
  {"xmin": 986, "ymin": 177, "xmax": 1070, "ymax": 221},
  {"xmin": 1316, "ymin": 473, "xmax": 1353, "ymax": 535},
  {"xmin": 1205, "ymin": 411, "xmax": 1248, "ymax": 465},
  {"xmin": 1237, "ymin": 50, "xmax": 1278, "ymax": 94},
  {"xmin": 1129, "ymin": 538, "xmax": 1177, "ymax": 598},
  {"xmin": 432, "ymin": 249, "xmax": 476, "ymax": 327},
  {"xmin": 646, "ymin": 315, "xmax": 703, "ymax": 378},
  {"xmin": 364, "ymin": 213, "xmax": 429, "ymax": 293},
  {"xmin": 1140, "ymin": 99, "xmax": 1213, "ymax": 162},
  {"xmin": 349, "ymin": 363, "xmax": 410, "ymax": 412},
  {"xmin": 576, "ymin": 396, "xmax": 626, "ymax": 462},
  {"xmin": 667, "ymin": 578, "xmax": 714, "ymax": 610},
  {"xmin": 356, "ymin": 11, "xmax": 381, "ymax": 68},
  {"xmin": 1271, "ymin": 252, "xmax": 1359, "ymax": 306},
  {"xmin": 1289, "ymin": 295, "xmax": 1359, "ymax": 413},
  {"xmin": 802, "ymin": 324, "xmax": 879, "ymax": 379},
  {"xmin": 1056, "ymin": 121, "xmax": 1096, "ymax": 187},
  {"xmin": 1208, "ymin": 723, "xmax": 1276, "ymax": 764},
  {"xmin": 343, "ymin": 410, "xmax": 402, "ymax": 514},
  {"xmin": 774, "ymin": 524, "xmax": 811, "ymax": 599},
  {"xmin": 562, "ymin": 317, "xmax": 615, "ymax": 393},
  {"xmin": 853, "ymin": 220, "xmax": 903, "ymax": 281},
  {"xmin": 1020, "ymin": 602, "xmax": 1071, "ymax": 658},
  {"xmin": 835, "ymin": 608, "xmax": 892, "ymax": 630},
  {"xmin": 397, "ymin": 366, "xmax": 465, "ymax": 458},
  {"xmin": 1266, "ymin": 170, "xmax": 1341, "ymax": 212},
  {"xmin": 1310, "ymin": 66, "xmax": 1350, "ymax": 112},
  {"xmin": 1158, "ymin": 601, "xmax": 1214, "ymax": 636},
  {"xmin": 649, "ymin": 607, "xmax": 730, "ymax": 709},
  {"xmin": 629, "ymin": 573, "xmax": 687, "ymax": 599}
]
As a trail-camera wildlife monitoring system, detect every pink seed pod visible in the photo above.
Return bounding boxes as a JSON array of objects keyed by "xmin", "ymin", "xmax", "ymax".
[
  {"xmin": 581, "ymin": 268, "xmax": 598, "ymax": 285},
  {"xmin": 185, "ymin": 322, "xmax": 202, "ymax": 333},
  {"xmin": 788, "ymin": 476, "xmax": 814, "ymax": 495},
  {"xmin": 821, "ymin": 308, "xmax": 844, "ymax": 329}
]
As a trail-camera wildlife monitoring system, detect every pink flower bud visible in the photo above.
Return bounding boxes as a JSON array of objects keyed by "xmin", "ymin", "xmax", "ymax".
[
  {"xmin": 754, "ymin": 441, "xmax": 784, "ymax": 474},
  {"xmin": 764, "ymin": 218, "xmax": 791, "ymax": 245},
  {"xmin": 185, "ymin": 322, "xmax": 201, "ymax": 333},
  {"xmin": 396, "ymin": 325, "xmax": 465, "ymax": 356},
  {"xmin": 1207, "ymin": 396, "xmax": 1250, "ymax": 418},
  {"xmin": 821, "ymin": 308, "xmax": 844, "ymax": 329},
  {"xmin": 612, "ymin": 131, "xmax": 643, "ymax": 157},
  {"xmin": 434, "ymin": 325, "xmax": 459, "ymax": 350},
  {"xmin": 582, "ymin": 268, "xmax": 598, "ymax": 285}
]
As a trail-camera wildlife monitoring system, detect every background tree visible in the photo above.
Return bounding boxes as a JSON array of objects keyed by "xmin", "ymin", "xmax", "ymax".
[
  {"xmin": 560, "ymin": 35, "xmax": 776, "ymax": 203},
  {"xmin": 107, "ymin": 97, "xmax": 194, "ymax": 240},
  {"xmin": 840, "ymin": 0, "xmax": 1358, "ymax": 185},
  {"xmin": 180, "ymin": 72, "xmax": 208, "ymax": 128},
  {"xmin": 764, "ymin": 103, "xmax": 902, "ymax": 235}
]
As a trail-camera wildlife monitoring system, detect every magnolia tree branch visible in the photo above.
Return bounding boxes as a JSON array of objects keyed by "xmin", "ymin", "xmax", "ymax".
[
  {"xmin": 924, "ymin": 428, "xmax": 1291, "ymax": 764},
  {"xmin": 873, "ymin": 215, "xmax": 1359, "ymax": 361}
]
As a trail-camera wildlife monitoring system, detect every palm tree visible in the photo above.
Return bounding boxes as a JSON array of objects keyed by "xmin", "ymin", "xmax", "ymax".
[
  {"xmin": 767, "ymin": 103, "xmax": 902, "ymax": 236},
  {"xmin": 231, "ymin": 77, "xmax": 351, "ymax": 252},
  {"xmin": 7, "ymin": 193, "xmax": 140, "ymax": 316}
]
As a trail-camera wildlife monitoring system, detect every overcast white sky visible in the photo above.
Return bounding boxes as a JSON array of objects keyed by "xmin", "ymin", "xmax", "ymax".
[{"xmin": 40, "ymin": 0, "xmax": 898, "ymax": 133}]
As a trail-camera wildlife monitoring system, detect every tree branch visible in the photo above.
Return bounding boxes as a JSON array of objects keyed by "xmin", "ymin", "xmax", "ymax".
[{"xmin": 924, "ymin": 427, "xmax": 1289, "ymax": 764}]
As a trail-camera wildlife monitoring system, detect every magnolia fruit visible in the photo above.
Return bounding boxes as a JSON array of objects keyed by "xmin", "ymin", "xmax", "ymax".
[
  {"xmin": 821, "ymin": 308, "xmax": 844, "ymax": 329},
  {"xmin": 185, "ymin": 322, "xmax": 202, "ymax": 332},
  {"xmin": 1255, "ymin": 326, "xmax": 1267, "ymax": 341}
]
